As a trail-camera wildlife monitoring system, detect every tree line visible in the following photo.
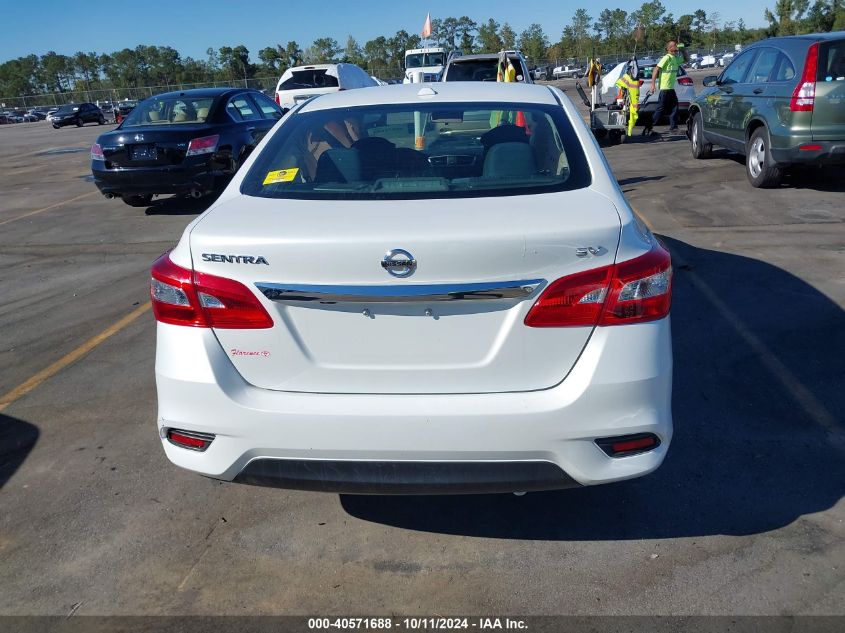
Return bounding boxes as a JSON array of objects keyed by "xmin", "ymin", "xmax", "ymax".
[{"xmin": 1, "ymin": 1, "xmax": 842, "ymax": 99}]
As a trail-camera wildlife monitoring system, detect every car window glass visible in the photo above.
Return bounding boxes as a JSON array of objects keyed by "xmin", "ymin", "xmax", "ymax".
[
  {"xmin": 227, "ymin": 97, "xmax": 262, "ymax": 122},
  {"xmin": 279, "ymin": 69, "xmax": 339, "ymax": 90},
  {"xmin": 240, "ymin": 102, "xmax": 592, "ymax": 201},
  {"xmin": 818, "ymin": 41, "xmax": 845, "ymax": 82},
  {"xmin": 772, "ymin": 53, "xmax": 796, "ymax": 81},
  {"xmin": 122, "ymin": 97, "xmax": 214, "ymax": 126},
  {"xmin": 720, "ymin": 51, "xmax": 756, "ymax": 84},
  {"xmin": 749, "ymin": 48, "xmax": 779, "ymax": 83},
  {"xmin": 252, "ymin": 93, "xmax": 284, "ymax": 120}
]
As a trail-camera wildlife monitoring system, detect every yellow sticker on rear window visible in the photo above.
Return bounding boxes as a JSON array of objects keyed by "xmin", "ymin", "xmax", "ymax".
[{"xmin": 263, "ymin": 168, "xmax": 299, "ymax": 185}]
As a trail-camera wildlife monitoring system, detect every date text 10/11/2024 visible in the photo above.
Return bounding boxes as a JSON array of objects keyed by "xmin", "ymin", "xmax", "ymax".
[{"xmin": 307, "ymin": 618, "xmax": 529, "ymax": 630}]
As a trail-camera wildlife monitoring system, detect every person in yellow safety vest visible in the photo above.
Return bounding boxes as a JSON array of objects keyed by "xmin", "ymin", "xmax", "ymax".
[
  {"xmin": 491, "ymin": 53, "xmax": 518, "ymax": 126},
  {"xmin": 614, "ymin": 63, "xmax": 643, "ymax": 137},
  {"xmin": 586, "ymin": 58, "xmax": 602, "ymax": 87},
  {"xmin": 645, "ymin": 40, "xmax": 689, "ymax": 135}
]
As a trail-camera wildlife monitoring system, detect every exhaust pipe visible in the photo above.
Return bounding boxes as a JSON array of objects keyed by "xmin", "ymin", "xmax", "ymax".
[
  {"xmin": 103, "ymin": 192, "xmax": 116, "ymax": 200},
  {"xmin": 189, "ymin": 189, "xmax": 203, "ymax": 199}
]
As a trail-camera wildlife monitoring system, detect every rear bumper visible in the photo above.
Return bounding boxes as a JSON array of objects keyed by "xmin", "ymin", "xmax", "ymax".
[
  {"xmin": 155, "ymin": 318, "xmax": 674, "ymax": 494},
  {"xmin": 234, "ymin": 459, "xmax": 579, "ymax": 494},
  {"xmin": 771, "ymin": 140, "xmax": 845, "ymax": 166},
  {"xmin": 92, "ymin": 161, "xmax": 225, "ymax": 196}
]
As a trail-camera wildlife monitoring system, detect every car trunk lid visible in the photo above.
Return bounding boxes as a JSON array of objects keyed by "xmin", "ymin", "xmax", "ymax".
[
  {"xmin": 190, "ymin": 190, "xmax": 621, "ymax": 394},
  {"xmin": 99, "ymin": 126, "xmax": 212, "ymax": 168}
]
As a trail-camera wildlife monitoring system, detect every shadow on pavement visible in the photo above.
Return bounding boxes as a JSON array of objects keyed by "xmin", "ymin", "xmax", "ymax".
[
  {"xmin": 341, "ymin": 237, "xmax": 845, "ymax": 540},
  {"xmin": 617, "ymin": 175, "xmax": 665, "ymax": 186},
  {"xmin": 707, "ymin": 153, "xmax": 845, "ymax": 192},
  {"xmin": 143, "ymin": 194, "xmax": 218, "ymax": 216},
  {"xmin": 0, "ymin": 414, "xmax": 39, "ymax": 490}
]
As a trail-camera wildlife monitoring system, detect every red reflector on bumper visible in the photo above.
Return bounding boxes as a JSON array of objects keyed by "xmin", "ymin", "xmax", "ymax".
[
  {"xmin": 596, "ymin": 433, "xmax": 660, "ymax": 457},
  {"xmin": 166, "ymin": 429, "xmax": 215, "ymax": 451},
  {"xmin": 799, "ymin": 144, "xmax": 823, "ymax": 151}
]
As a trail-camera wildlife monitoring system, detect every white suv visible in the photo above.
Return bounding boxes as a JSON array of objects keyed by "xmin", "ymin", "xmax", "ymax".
[
  {"xmin": 274, "ymin": 63, "xmax": 376, "ymax": 111},
  {"xmin": 152, "ymin": 82, "xmax": 673, "ymax": 494}
]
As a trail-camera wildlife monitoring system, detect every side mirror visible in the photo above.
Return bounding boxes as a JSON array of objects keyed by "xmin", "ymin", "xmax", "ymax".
[{"xmin": 703, "ymin": 76, "xmax": 718, "ymax": 87}]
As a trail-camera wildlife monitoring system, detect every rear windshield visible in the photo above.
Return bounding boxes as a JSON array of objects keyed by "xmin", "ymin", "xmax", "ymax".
[
  {"xmin": 818, "ymin": 40, "xmax": 845, "ymax": 82},
  {"xmin": 240, "ymin": 101, "xmax": 591, "ymax": 200},
  {"xmin": 56, "ymin": 105, "xmax": 80, "ymax": 113},
  {"xmin": 445, "ymin": 59, "xmax": 524, "ymax": 82},
  {"xmin": 279, "ymin": 69, "xmax": 339, "ymax": 91},
  {"xmin": 406, "ymin": 53, "xmax": 446, "ymax": 68},
  {"xmin": 121, "ymin": 97, "xmax": 215, "ymax": 126}
]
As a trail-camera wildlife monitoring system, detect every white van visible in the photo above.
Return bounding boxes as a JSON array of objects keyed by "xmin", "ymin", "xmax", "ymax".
[{"xmin": 274, "ymin": 64, "xmax": 377, "ymax": 111}]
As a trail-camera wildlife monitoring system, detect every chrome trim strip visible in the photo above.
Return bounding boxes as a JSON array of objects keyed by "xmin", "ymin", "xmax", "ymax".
[{"xmin": 255, "ymin": 280, "xmax": 545, "ymax": 304}]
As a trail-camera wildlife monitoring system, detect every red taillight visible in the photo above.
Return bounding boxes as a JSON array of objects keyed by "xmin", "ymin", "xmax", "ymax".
[
  {"xmin": 150, "ymin": 253, "xmax": 273, "ymax": 329},
  {"xmin": 525, "ymin": 241, "xmax": 672, "ymax": 328},
  {"xmin": 91, "ymin": 143, "xmax": 104, "ymax": 161},
  {"xmin": 524, "ymin": 266, "xmax": 614, "ymax": 327},
  {"xmin": 600, "ymin": 242, "xmax": 673, "ymax": 325},
  {"xmin": 274, "ymin": 92, "xmax": 281, "ymax": 105},
  {"xmin": 677, "ymin": 76, "xmax": 694, "ymax": 86},
  {"xmin": 790, "ymin": 42, "xmax": 819, "ymax": 112},
  {"xmin": 186, "ymin": 134, "xmax": 219, "ymax": 156}
]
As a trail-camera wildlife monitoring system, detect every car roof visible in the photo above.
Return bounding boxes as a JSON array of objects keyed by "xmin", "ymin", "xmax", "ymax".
[
  {"xmin": 760, "ymin": 32, "xmax": 845, "ymax": 43},
  {"xmin": 286, "ymin": 64, "xmax": 337, "ymax": 71},
  {"xmin": 450, "ymin": 53, "xmax": 524, "ymax": 62},
  {"xmin": 299, "ymin": 82, "xmax": 558, "ymax": 112},
  {"xmin": 144, "ymin": 87, "xmax": 248, "ymax": 100}
]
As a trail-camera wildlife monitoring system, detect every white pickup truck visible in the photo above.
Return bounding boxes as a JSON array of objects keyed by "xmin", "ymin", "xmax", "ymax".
[{"xmin": 552, "ymin": 64, "xmax": 584, "ymax": 79}]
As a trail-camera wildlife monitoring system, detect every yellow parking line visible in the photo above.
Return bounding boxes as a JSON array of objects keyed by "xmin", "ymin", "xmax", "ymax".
[
  {"xmin": 0, "ymin": 191, "xmax": 97, "ymax": 227},
  {"xmin": 0, "ymin": 302, "xmax": 152, "ymax": 413}
]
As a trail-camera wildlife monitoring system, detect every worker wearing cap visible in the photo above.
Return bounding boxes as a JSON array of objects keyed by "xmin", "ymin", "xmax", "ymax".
[{"xmin": 646, "ymin": 40, "xmax": 688, "ymax": 135}]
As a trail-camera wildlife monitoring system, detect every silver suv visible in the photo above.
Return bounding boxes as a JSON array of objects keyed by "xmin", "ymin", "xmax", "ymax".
[{"xmin": 442, "ymin": 51, "xmax": 533, "ymax": 83}]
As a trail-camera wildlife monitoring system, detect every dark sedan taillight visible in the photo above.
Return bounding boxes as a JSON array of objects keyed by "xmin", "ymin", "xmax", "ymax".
[{"xmin": 186, "ymin": 134, "xmax": 220, "ymax": 157}]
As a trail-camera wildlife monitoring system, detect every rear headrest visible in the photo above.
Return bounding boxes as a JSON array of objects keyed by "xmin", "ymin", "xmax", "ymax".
[
  {"xmin": 480, "ymin": 123, "xmax": 529, "ymax": 150},
  {"xmin": 482, "ymin": 142, "xmax": 537, "ymax": 178},
  {"xmin": 148, "ymin": 111, "xmax": 161, "ymax": 121},
  {"xmin": 196, "ymin": 107, "xmax": 209, "ymax": 120},
  {"xmin": 315, "ymin": 148, "xmax": 362, "ymax": 183}
]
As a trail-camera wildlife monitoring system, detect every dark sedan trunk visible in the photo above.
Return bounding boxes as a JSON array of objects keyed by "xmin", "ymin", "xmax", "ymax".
[{"xmin": 99, "ymin": 125, "xmax": 211, "ymax": 169}]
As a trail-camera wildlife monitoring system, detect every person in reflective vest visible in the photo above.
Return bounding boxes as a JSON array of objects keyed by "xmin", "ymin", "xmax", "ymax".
[
  {"xmin": 646, "ymin": 40, "xmax": 688, "ymax": 135},
  {"xmin": 587, "ymin": 58, "xmax": 602, "ymax": 109},
  {"xmin": 614, "ymin": 62, "xmax": 642, "ymax": 137},
  {"xmin": 491, "ymin": 52, "xmax": 520, "ymax": 126}
]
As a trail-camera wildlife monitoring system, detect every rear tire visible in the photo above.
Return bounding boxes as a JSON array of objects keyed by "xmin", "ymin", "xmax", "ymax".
[
  {"xmin": 121, "ymin": 194, "xmax": 153, "ymax": 207},
  {"xmin": 52, "ymin": 124, "xmax": 59, "ymax": 129},
  {"xmin": 76, "ymin": 117, "xmax": 83, "ymax": 127},
  {"xmin": 746, "ymin": 127, "xmax": 782, "ymax": 188},
  {"xmin": 98, "ymin": 115, "xmax": 105, "ymax": 125},
  {"xmin": 690, "ymin": 112, "xmax": 712, "ymax": 159}
]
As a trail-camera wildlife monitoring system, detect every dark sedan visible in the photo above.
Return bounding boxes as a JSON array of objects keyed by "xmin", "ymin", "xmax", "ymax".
[
  {"xmin": 52, "ymin": 103, "xmax": 105, "ymax": 128},
  {"xmin": 91, "ymin": 88, "xmax": 284, "ymax": 207}
]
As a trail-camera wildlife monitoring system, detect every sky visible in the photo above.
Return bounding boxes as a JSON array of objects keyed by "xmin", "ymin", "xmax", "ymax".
[{"xmin": 1, "ymin": 0, "xmax": 770, "ymax": 62}]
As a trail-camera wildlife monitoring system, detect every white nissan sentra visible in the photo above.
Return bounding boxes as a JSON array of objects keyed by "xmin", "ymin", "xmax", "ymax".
[{"xmin": 152, "ymin": 82, "xmax": 673, "ymax": 494}]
